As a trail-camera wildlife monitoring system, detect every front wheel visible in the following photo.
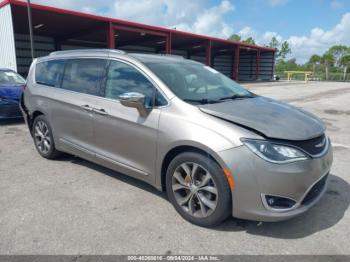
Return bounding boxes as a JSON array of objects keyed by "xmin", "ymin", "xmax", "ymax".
[{"xmin": 166, "ymin": 152, "xmax": 231, "ymax": 227}]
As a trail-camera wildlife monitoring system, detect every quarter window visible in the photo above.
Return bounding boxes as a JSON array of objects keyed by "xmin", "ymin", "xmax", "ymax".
[
  {"xmin": 35, "ymin": 60, "xmax": 65, "ymax": 87},
  {"xmin": 61, "ymin": 59, "xmax": 106, "ymax": 96}
]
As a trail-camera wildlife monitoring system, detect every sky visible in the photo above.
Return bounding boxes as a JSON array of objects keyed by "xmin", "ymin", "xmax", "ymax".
[{"xmin": 31, "ymin": 0, "xmax": 350, "ymax": 63}]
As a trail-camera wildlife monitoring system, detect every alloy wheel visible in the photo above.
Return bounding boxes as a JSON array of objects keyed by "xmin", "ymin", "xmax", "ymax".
[
  {"xmin": 34, "ymin": 120, "xmax": 51, "ymax": 155},
  {"xmin": 171, "ymin": 162, "xmax": 218, "ymax": 218}
]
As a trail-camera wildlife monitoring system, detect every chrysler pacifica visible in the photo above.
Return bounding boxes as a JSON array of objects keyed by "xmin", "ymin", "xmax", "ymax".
[{"xmin": 21, "ymin": 49, "xmax": 333, "ymax": 226}]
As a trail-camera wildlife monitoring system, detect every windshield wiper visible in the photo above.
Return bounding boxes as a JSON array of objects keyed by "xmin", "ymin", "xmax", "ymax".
[
  {"xmin": 219, "ymin": 94, "xmax": 254, "ymax": 101},
  {"xmin": 183, "ymin": 98, "xmax": 221, "ymax": 104}
]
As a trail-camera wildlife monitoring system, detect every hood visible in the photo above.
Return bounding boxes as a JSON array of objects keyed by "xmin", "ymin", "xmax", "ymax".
[
  {"xmin": 199, "ymin": 96, "xmax": 325, "ymax": 141},
  {"xmin": 0, "ymin": 84, "xmax": 23, "ymax": 104}
]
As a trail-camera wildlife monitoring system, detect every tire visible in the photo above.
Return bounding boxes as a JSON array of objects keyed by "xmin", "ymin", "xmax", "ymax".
[
  {"xmin": 166, "ymin": 152, "xmax": 231, "ymax": 227},
  {"xmin": 32, "ymin": 115, "xmax": 61, "ymax": 159}
]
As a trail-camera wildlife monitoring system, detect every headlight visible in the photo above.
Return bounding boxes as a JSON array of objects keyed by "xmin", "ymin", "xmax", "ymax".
[{"xmin": 242, "ymin": 139, "xmax": 308, "ymax": 164}]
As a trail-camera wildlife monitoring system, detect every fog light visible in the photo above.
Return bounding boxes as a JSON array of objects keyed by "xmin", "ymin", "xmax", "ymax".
[{"xmin": 264, "ymin": 195, "xmax": 296, "ymax": 210}]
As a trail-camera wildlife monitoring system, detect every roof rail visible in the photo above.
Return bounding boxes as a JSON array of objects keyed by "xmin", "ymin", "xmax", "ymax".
[
  {"xmin": 156, "ymin": 54, "xmax": 185, "ymax": 59},
  {"xmin": 49, "ymin": 49, "xmax": 126, "ymax": 56}
]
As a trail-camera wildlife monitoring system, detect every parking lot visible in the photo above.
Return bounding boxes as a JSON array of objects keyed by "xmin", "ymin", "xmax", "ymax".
[{"xmin": 0, "ymin": 80, "xmax": 349, "ymax": 255}]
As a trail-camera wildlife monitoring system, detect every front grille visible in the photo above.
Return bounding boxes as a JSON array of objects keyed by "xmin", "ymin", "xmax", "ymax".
[
  {"xmin": 0, "ymin": 104, "xmax": 22, "ymax": 118},
  {"xmin": 289, "ymin": 134, "xmax": 327, "ymax": 156},
  {"xmin": 271, "ymin": 134, "xmax": 328, "ymax": 157},
  {"xmin": 301, "ymin": 174, "xmax": 328, "ymax": 205}
]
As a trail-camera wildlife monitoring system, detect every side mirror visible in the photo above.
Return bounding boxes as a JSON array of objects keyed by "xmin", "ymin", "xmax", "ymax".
[{"xmin": 119, "ymin": 92, "xmax": 149, "ymax": 117}]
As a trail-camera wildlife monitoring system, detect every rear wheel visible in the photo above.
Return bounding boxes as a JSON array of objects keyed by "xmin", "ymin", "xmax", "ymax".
[
  {"xmin": 32, "ymin": 115, "xmax": 61, "ymax": 159},
  {"xmin": 166, "ymin": 152, "xmax": 231, "ymax": 227}
]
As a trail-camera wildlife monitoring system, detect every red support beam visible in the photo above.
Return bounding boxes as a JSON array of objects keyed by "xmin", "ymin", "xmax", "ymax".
[
  {"xmin": 107, "ymin": 22, "xmax": 115, "ymax": 48},
  {"xmin": 233, "ymin": 46, "xmax": 240, "ymax": 81},
  {"xmin": 0, "ymin": 0, "xmax": 9, "ymax": 8},
  {"xmin": 166, "ymin": 33, "xmax": 172, "ymax": 54},
  {"xmin": 113, "ymin": 24, "xmax": 168, "ymax": 37},
  {"xmin": 206, "ymin": 40, "xmax": 212, "ymax": 66},
  {"xmin": 256, "ymin": 49, "xmax": 260, "ymax": 80}
]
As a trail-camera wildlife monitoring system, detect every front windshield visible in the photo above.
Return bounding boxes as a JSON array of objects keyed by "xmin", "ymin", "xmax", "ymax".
[
  {"xmin": 0, "ymin": 71, "xmax": 25, "ymax": 85},
  {"xmin": 145, "ymin": 61, "xmax": 253, "ymax": 104}
]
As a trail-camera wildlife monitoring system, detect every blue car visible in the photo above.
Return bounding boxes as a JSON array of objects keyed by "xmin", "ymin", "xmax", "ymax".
[{"xmin": 0, "ymin": 68, "xmax": 25, "ymax": 119}]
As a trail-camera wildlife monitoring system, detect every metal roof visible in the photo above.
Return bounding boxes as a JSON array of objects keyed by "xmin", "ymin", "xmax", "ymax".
[{"xmin": 0, "ymin": 0, "xmax": 276, "ymax": 52}]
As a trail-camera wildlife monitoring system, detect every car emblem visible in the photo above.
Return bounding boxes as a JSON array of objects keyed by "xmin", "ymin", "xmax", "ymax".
[{"xmin": 315, "ymin": 138, "xmax": 326, "ymax": 148}]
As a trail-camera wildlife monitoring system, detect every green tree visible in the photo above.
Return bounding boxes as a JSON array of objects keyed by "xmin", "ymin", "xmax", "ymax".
[
  {"xmin": 308, "ymin": 54, "xmax": 322, "ymax": 64},
  {"xmin": 228, "ymin": 34, "xmax": 241, "ymax": 42},
  {"xmin": 242, "ymin": 37, "xmax": 256, "ymax": 45},
  {"xmin": 266, "ymin": 37, "xmax": 291, "ymax": 59},
  {"xmin": 278, "ymin": 41, "xmax": 291, "ymax": 59},
  {"xmin": 327, "ymin": 45, "xmax": 349, "ymax": 66},
  {"xmin": 321, "ymin": 52, "xmax": 335, "ymax": 80},
  {"xmin": 308, "ymin": 54, "xmax": 322, "ymax": 73},
  {"xmin": 275, "ymin": 58, "xmax": 301, "ymax": 76},
  {"xmin": 267, "ymin": 36, "xmax": 279, "ymax": 49}
]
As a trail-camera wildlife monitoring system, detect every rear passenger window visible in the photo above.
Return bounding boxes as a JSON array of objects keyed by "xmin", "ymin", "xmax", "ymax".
[
  {"xmin": 35, "ymin": 60, "xmax": 65, "ymax": 87},
  {"xmin": 61, "ymin": 59, "xmax": 106, "ymax": 96}
]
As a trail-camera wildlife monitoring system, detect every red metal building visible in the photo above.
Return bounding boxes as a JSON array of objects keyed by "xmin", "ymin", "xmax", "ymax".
[{"xmin": 0, "ymin": 0, "xmax": 276, "ymax": 80}]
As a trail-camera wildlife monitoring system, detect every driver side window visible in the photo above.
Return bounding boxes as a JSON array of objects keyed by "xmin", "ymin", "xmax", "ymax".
[{"xmin": 105, "ymin": 60, "xmax": 157, "ymax": 107}]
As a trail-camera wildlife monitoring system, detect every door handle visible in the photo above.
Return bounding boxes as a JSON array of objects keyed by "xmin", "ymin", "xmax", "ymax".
[
  {"xmin": 81, "ymin": 104, "xmax": 93, "ymax": 111},
  {"xmin": 93, "ymin": 108, "xmax": 108, "ymax": 116}
]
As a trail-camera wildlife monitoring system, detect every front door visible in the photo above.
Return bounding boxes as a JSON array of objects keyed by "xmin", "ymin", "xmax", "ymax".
[{"xmin": 93, "ymin": 60, "xmax": 163, "ymax": 183}]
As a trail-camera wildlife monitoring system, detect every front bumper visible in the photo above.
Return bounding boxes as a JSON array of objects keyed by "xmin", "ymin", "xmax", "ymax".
[
  {"xmin": 0, "ymin": 103, "xmax": 22, "ymax": 119},
  {"xmin": 218, "ymin": 141, "xmax": 333, "ymax": 222}
]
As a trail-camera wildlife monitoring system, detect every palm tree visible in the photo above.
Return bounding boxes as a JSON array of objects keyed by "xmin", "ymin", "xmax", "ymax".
[
  {"xmin": 340, "ymin": 54, "xmax": 350, "ymax": 81},
  {"xmin": 308, "ymin": 54, "xmax": 321, "ymax": 74},
  {"xmin": 321, "ymin": 52, "xmax": 335, "ymax": 80},
  {"xmin": 327, "ymin": 45, "xmax": 348, "ymax": 66}
]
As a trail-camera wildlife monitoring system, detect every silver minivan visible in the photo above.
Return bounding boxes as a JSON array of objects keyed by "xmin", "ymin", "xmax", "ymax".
[{"xmin": 21, "ymin": 49, "xmax": 333, "ymax": 227}]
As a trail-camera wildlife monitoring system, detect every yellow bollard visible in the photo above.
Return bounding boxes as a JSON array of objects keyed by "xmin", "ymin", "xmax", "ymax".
[
  {"xmin": 305, "ymin": 73, "xmax": 311, "ymax": 82},
  {"xmin": 285, "ymin": 71, "xmax": 312, "ymax": 82}
]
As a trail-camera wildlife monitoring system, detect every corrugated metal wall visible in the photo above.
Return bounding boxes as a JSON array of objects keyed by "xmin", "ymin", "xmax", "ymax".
[
  {"xmin": 12, "ymin": 33, "xmax": 275, "ymax": 80},
  {"xmin": 213, "ymin": 54, "xmax": 233, "ymax": 78},
  {"xmin": 0, "ymin": 4, "xmax": 17, "ymax": 71},
  {"xmin": 119, "ymin": 45, "xmax": 157, "ymax": 54},
  {"xmin": 189, "ymin": 52, "xmax": 206, "ymax": 64},
  {"xmin": 238, "ymin": 50, "xmax": 257, "ymax": 81},
  {"xmin": 61, "ymin": 44, "xmax": 92, "ymax": 50},
  {"xmin": 259, "ymin": 51, "xmax": 274, "ymax": 80},
  {"xmin": 8, "ymin": 24, "xmax": 274, "ymax": 80},
  {"xmin": 171, "ymin": 49, "xmax": 187, "ymax": 57},
  {"xmin": 15, "ymin": 34, "xmax": 55, "ymax": 76}
]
